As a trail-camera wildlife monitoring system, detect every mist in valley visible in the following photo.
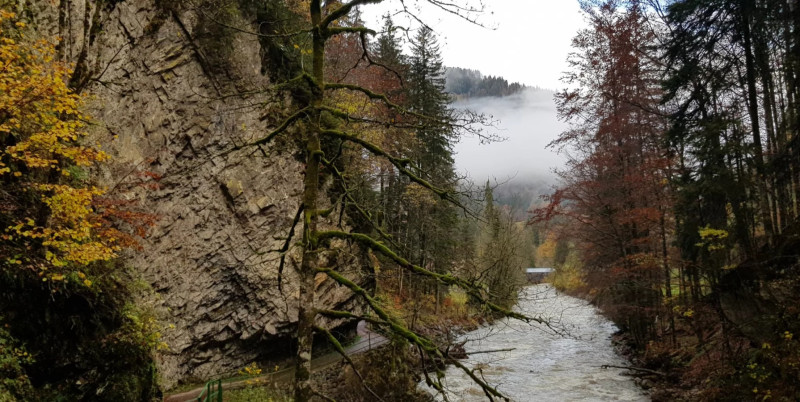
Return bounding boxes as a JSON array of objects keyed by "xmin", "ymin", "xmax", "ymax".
[{"xmin": 453, "ymin": 88, "xmax": 567, "ymax": 215}]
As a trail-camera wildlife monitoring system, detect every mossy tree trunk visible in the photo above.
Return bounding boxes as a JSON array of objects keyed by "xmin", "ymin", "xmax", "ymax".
[{"xmin": 293, "ymin": 1, "xmax": 325, "ymax": 401}]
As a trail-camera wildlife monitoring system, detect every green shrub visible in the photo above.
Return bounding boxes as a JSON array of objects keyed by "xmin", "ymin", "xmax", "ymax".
[{"xmin": 0, "ymin": 320, "xmax": 33, "ymax": 402}]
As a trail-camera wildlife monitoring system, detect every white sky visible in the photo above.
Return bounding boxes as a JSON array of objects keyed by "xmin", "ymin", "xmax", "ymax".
[
  {"xmin": 359, "ymin": 1, "xmax": 588, "ymax": 181},
  {"xmin": 359, "ymin": 0, "xmax": 587, "ymax": 89}
]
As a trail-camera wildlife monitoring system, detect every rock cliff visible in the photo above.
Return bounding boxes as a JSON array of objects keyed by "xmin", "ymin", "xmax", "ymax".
[{"xmin": 27, "ymin": 0, "xmax": 363, "ymax": 388}]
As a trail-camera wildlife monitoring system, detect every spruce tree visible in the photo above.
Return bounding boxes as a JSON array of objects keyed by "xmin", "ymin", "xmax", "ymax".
[
  {"xmin": 403, "ymin": 26, "xmax": 459, "ymax": 312},
  {"xmin": 408, "ymin": 26, "xmax": 456, "ymax": 182},
  {"xmin": 374, "ymin": 15, "xmax": 405, "ymax": 70}
]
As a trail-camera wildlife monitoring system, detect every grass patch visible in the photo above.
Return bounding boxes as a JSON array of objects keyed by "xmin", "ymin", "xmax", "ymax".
[{"xmin": 225, "ymin": 383, "xmax": 292, "ymax": 402}]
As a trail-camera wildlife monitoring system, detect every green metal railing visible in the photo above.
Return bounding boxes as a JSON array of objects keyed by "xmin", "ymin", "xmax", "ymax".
[{"xmin": 196, "ymin": 379, "xmax": 222, "ymax": 402}]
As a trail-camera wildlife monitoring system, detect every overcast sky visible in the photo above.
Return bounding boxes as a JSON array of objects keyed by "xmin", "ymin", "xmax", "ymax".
[
  {"xmin": 360, "ymin": 1, "xmax": 586, "ymax": 89},
  {"xmin": 360, "ymin": 1, "xmax": 588, "ymax": 181}
]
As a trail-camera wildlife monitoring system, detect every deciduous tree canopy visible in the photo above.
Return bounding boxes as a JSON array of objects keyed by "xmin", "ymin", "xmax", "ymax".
[{"xmin": 539, "ymin": 0, "xmax": 800, "ymax": 398}]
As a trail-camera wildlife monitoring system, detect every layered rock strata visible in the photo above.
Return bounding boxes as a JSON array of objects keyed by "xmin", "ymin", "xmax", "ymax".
[{"xmin": 28, "ymin": 0, "xmax": 363, "ymax": 387}]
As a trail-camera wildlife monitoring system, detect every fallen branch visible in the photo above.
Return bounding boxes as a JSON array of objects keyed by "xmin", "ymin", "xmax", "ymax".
[
  {"xmin": 313, "ymin": 325, "xmax": 384, "ymax": 402},
  {"xmin": 468, "ymin": 348, "xmax": 516, "ymax": 355},
  {"xmin": 600, "ymin": 364, "xmax": 665, "ymax": 376}
]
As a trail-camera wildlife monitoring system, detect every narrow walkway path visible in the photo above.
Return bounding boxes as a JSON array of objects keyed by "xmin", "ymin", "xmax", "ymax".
[{"xmin": 164, "ymin": 325, "xmax": 387, "ymax": 402}]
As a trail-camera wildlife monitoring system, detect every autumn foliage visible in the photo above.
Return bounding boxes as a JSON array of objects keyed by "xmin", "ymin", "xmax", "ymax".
[
  {"xmin": 0, "ymin": 10, "xmax": 132, "ymax": 283},
  {"xmin": 539, "ymin": 0, "xmax": 800, "ymax": 399},
  {"xmin": 532, "ymin": 1, "xmax": 673, "ymax": 346},
  {"xmin": 0, "ymin": 8, "xmax": 162, "ymax": 400}
]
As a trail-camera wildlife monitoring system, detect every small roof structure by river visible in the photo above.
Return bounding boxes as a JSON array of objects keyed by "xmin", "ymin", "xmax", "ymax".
[
  {"xmin": 525, "ymin": 268, "xmax": 554, "ymax": 283},
  {"xmin": 526, "ymin": 268, "xmax": 555, "ymax": 274}
]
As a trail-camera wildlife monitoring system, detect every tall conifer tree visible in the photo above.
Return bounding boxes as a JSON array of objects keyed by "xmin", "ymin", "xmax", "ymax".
[{"xmin": 404, "ymin": 26, "xmax": 458, "ymax": 310}]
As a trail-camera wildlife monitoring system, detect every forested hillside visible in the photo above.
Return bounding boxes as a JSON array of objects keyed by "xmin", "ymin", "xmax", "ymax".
[
  {"xmin": 445, "ymin": 67, "xmax": 527, "ymax": 98},
  {"xmin": 536, "ymin": 0, "xmax": 800, "ymax": 399}
]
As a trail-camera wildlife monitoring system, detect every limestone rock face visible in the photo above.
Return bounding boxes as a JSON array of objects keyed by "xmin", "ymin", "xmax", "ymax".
[{"xmin": 29, "ymin": 0, "xmax": 363, "ymax": 388}]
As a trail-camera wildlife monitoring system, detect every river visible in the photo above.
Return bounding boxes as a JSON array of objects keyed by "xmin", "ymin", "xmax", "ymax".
[{"xmin": 427, "ymin": 284, "xmax": 649, "ymax": 401}]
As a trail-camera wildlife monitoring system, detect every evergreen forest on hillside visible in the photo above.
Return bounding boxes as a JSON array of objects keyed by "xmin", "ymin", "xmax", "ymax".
[{"xmin": 444, "ymin": 67, "xmax": 527, "ymax": 99}]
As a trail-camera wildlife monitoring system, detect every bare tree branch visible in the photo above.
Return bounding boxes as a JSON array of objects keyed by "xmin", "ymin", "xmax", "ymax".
[
  {"xmin": 318, "ymin": 267, "xmax": 511, "ymax": 400},
  {"xmin": 313, "ymin": 325, "xmax": 386, "ymax": 402},
  {"xmin": 240, "ymin": 106, "xmax": 311, "ymax": 149},
  {"xmin": 315, "ymin": 231, "xmax": 538, "ymax": 323},
  {"xmin": 275, "ymin": 205, "xmax": 304, "ymax": 292},
  {"xmin": 322, "ymin": 0, "xmax": 385, "ymax": 30}
]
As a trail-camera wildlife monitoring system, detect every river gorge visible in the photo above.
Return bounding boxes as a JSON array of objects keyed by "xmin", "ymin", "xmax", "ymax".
[{"xmin": 429, "ymin": 285, "xmax": 648, "ymax": 401}]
